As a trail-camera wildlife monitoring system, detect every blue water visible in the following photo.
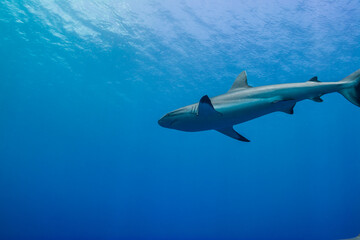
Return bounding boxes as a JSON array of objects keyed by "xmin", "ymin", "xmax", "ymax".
[{"xmin": 1, "ymin": 1, "xmax": 360, "ymax": 239}]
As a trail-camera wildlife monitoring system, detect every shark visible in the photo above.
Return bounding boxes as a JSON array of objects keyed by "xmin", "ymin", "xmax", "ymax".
[{"xmin": 158, "ymin": 69, "xmax": 360, "ymax": 142}]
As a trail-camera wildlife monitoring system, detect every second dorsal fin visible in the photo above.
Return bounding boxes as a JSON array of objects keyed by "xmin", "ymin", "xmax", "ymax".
[
  {"xmin": 228, "ymin": 71, "xmax": 251, "ymax": 92},
  {"xmin": 308, "ymin": 76, "xmax": 319, "ymax": 82}
]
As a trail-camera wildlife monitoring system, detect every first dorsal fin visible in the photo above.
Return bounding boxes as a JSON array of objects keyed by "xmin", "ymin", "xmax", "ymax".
[
  {"xmin": 197, "ymin": 95, "xmax": 221, "ymax": 116},
  {"xmin": 308, "ymin": 76, "xmax": 319, "ymax": 82},
  {"xmin": 228, "ymin": 71, "xmax": 251, "ymax": 92}
]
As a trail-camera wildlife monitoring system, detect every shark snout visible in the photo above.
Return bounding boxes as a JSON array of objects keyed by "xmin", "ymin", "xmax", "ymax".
[
  {"xmin": 158, "ymin": 114, "xmax": 177, "ymax": 128},
  {"xmin": 158, "ymin": 115, "xmax": 170, "ymax": 128},
  {"xmin": 158, "ymin": 117, "xmax": 166, "ymax": 127}
]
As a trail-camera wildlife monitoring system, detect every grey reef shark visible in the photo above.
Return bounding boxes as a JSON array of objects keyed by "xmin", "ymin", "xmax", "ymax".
[{"xmin": 158, "ymin": 69, "xmax": 360, "ymax": 142}]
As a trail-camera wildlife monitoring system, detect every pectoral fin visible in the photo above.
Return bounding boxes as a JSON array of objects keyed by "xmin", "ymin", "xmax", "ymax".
[{"xmin": 216, "ymin": 126, "xmax": 250, "ymax": 142}]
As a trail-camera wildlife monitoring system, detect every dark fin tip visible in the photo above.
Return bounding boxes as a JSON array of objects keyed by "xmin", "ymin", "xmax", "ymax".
[
  {"xmin": 311, "ymin": 96, "xmax": 323, "ymax": 102},
  {"xmin": 238, "ymin": 136, "xmax": 251, "ymax": 142},
  {"xmin": 200, "ymin": 95, "xmax": 211, "ymax": 104},
  {"xmin": 289, "ymin": 104, "xmax": 295, "ymax": 114},
  {"xmin": 308, "ymin": 76, "xmax": 319, "ymax": 82}
]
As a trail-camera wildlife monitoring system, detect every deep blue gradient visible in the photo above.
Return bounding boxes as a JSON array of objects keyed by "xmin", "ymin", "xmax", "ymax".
[{"xmin": 1, "ymin": 1, "xmax": 360, "ymax": 239}]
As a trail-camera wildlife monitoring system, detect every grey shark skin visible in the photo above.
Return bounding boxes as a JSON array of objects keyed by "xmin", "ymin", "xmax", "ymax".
[{"xmin": 158, "ymin": 69, "xmax": 360, "ymax": 142}]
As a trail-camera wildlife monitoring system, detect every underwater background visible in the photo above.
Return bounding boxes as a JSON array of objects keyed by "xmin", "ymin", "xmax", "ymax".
[{"xmin": 1, "ymin": 1, "xmax": 360, "ymax": 239}]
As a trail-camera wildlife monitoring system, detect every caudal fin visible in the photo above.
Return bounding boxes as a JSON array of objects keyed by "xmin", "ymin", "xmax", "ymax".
[{"xmin": 339, "ymin": 69, "xmax": 360, "ymax": 107}]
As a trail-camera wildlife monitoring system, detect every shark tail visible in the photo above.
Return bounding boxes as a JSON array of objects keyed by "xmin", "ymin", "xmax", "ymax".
[{"xmin": 339, "ymin": 69, "xmax": 360, "ymax": 107}]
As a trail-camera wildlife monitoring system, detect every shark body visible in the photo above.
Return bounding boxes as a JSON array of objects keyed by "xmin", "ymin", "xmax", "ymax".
[{"xmin": 158, "ymin": 69, "xmax": 360, "ymax": 142}]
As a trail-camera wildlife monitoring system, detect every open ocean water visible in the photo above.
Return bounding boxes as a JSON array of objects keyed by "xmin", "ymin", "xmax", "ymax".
[{"xmin": 1, "ymin": 1, "xmax": 360, "ymax": 239}]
